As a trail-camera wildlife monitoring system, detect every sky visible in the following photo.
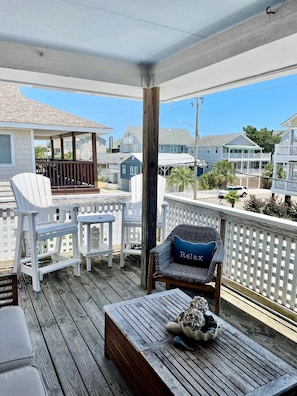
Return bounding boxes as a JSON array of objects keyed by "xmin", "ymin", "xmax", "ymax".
[{"xmin": 20, "ymin": 73, "xmax": 297, "ymax": 144}]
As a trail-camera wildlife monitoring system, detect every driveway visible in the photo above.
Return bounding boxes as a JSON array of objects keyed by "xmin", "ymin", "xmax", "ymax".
[{"xmin": 173, "ymin": 189, "xmax": 274, "ymax": 210}]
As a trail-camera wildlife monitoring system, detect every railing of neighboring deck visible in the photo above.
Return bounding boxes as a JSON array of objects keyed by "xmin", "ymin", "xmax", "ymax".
[{"xmin": 36, "ymin": 159, "xmax": 94, "ymax": 188}]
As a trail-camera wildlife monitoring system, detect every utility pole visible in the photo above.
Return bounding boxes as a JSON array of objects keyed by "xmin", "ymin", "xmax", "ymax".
[
  {"xmin": 193, "ymin": 97, "xmax": 200, "ymax": 200},
  {"xmin": 178, "ymin": 97, "xmax": 202, "ymax": 200}
]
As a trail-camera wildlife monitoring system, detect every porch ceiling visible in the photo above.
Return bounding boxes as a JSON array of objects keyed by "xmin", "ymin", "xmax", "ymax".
[{"xmin": 0, "ymin": 0, "xmax": 297, "ymax": 101}]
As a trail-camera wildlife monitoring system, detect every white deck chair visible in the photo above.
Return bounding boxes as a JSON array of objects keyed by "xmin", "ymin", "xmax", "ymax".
[
  {"xmin": 11, "ymin": 173, "xmax": 80, "ymax": 292},
  {"xmin": 120, "ymin": 174, "xmax": 168, "ymax": 267}
]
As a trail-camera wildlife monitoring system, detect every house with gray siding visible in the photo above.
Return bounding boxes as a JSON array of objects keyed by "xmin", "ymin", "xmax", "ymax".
[
  {"xmin": 116, "ymin": 126, "xmax": 195, "ymax": 154},
  {"xmin": 198, "ymin": 133, "xmax": 271, "ymax": 176}
]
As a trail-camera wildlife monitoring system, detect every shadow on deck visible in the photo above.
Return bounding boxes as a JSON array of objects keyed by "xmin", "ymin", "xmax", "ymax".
[{"xmin": 17, "ymin": 254, "xmax": 297, "ymax": 396}]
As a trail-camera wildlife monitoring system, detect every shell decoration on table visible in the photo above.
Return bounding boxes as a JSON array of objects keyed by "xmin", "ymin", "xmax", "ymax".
[{"xmin": 166, "ymin": 296, "xmax": 221, "ymax": 341}]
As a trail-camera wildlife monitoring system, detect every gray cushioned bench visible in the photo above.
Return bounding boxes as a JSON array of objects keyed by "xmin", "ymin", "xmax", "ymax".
[{"xmin": 0, "ymin": 274, "xmax": 47, "ymax": 395}]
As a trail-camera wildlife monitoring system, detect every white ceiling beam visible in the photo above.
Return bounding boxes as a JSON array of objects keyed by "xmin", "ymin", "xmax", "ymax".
[
  {"xmin": 0, "ymin": 41, "xmax": 146, "ymax": 98},
  {"xmin": 150, "ymin": 0, "xmax": 297, "ymax": 96}
]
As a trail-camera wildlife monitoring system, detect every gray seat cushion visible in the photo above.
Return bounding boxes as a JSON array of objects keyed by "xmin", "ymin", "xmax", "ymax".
[
  {"xmin": 0, "ymin": 366, "xmax": 47, "ymax": 396},
  {"xmin": 160, "ymin": 262, "xmax": 212, "ymax": 283},
  {"xmin": 0, "ymin": 306, "xmax": 34, "ymax": 372}
]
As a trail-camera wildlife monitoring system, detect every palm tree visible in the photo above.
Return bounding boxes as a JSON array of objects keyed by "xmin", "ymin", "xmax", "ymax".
[
  {"xmin": 212, "ymin": 160, "xmax": 236, "ymax": 188},
  {"xmin": 167, "ymin": 166, "xmax": 194, "ymax": 192},
  {"xmin": 262, "ymin": 163, "xmax": 286, "ymax": 189},
  {"xmin": 225, "ymin": 190, "xmax": 240, "ymax": 208},
  {"xmin": 198, "ymin": 160, "xmax": 236, "ymax": 190}
]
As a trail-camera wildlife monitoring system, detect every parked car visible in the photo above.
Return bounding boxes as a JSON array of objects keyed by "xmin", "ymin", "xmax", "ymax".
[{"xmin": 218, "ymin": 186, "xmax": 248, "ymax": 199}]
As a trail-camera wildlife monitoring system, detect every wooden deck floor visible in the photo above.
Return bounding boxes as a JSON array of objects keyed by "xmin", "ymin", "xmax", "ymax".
[{"xmin": 16, "ymin": 255, "xmax": 297, "ymax": 396}]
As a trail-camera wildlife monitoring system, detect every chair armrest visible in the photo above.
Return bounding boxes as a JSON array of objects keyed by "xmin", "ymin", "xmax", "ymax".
[
  {"xmin": 204, "ymin": 243, "xmax": 225, "ymax": 283},
  {"xmin": 212, "ymin": 243, "xmax": 225, "ymax": 265},
  {"xmin": 150, "ymin": 240, "xmax": 172, "ymax": 272},
  {"xmin": 14, "ymin": 209, "xmax": 38, "ymax": 215}
]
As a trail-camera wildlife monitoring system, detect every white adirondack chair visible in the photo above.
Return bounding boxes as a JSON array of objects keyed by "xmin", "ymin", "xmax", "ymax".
[
  {"xmin": 120, "ymin": 174, "xmax": 168, "ymax": 267},
  {"xmin": 11, "ymin": 173, "xmax": 81, "ymax": 292}
]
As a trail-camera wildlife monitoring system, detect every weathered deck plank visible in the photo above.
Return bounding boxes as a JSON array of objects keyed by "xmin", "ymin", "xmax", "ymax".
[{"xmin": 16, "ymin": 255, "xmax": 297, "ymax": 396}]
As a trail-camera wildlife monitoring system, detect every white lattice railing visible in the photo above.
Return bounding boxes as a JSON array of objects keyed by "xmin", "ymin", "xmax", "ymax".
[
  {"xmin": 1, "ymin": 195, "xmax": 296, "ymax": 320},
  {"xmin": 164, "ymin": 195, "xmax": 297, "ymax": 320}
]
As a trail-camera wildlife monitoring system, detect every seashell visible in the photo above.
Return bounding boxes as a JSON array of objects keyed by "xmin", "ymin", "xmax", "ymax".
[
  {"xmin": 172, "ymin": 335, "xmax": 194, "ymax": 351},
  {"xmin": 176, "ymin": 311, "xmax": 185, "ymax": 323},
  {"xmin": 180, "ymin": 322, "xmax": 221, "ymax": 341},
  {"xmin": 165, "ymin": 321, "xmax": 182, "ymax": 334}
]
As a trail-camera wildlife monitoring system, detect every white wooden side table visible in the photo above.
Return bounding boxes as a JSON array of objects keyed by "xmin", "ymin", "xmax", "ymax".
[{"xmin": 77, "ymin": 214, "xmax": 115, "ymax": 271}]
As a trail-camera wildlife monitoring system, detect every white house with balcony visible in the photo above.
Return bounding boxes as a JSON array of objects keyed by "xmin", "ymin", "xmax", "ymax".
[
  {"xmin": 272, "ymin": 114, "xmax": 297, "ymax": 199},
  {"xmin": 198, "ymin": 133, "xmax": 271, "ymax": 180}
]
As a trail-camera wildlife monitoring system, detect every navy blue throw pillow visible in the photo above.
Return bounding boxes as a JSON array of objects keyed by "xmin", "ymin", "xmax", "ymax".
[{"xmin": 173, "ymin": 235, "xmax": 217, "ymax": 267}]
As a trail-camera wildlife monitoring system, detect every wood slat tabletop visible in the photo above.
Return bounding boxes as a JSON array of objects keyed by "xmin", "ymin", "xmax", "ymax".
[{"xmin": 104, "ymin": 289, "xmax": 297, "ymax": 396}]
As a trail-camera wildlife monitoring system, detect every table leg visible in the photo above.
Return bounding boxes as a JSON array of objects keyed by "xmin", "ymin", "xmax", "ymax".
[
  {"xmin": 108, "ymin": 221, "xmax": 113, "ymax": 268},
  {"xmin": 86, "ymin": 223, "xmax": 91, "ymax": 271}
]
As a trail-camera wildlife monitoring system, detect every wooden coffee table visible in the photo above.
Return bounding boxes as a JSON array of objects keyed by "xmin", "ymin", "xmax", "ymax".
[{"xmin": 104, "ymin": 289, "xmax": 297, "ymax": 396}]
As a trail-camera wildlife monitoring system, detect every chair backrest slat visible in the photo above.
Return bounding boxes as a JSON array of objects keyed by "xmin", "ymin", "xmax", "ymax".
[{"xmin": 11, "ymin": 173, "xmax": 53, "ymax": 211}]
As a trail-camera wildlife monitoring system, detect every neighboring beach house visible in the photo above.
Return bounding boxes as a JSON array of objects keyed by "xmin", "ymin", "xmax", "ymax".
[
  {"xmin": 198, "ymin": 133, "xmax": 271, "ymax": 176},
  {"xmin": 119, "ymin": 152, "xmax": 206, "ymax": 191},
  {"xmin": 116, "ymin": 126, "xmax": 195, "ymax": 154},
  {"xmin": 0, "ymin": 84, "xmax": 111, "ymax": 194},
  {"xmin": 272, "ymin": 114, "xmax": 297, "ymax": 200}
]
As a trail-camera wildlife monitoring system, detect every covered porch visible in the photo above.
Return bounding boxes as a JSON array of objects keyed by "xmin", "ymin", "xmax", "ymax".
[
  {"xmin": 1, "ymin": 1, "xmax": 297, "ymax": 393},
  {"xmin": 35, "ymin": 131, "xmax": 100, "ymax": 194}
]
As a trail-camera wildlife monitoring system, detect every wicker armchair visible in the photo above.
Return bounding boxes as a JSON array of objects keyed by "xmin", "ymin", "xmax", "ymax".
[{"xmin": 147, "ymin": 224, "xmax": 225, "ymax": 315}]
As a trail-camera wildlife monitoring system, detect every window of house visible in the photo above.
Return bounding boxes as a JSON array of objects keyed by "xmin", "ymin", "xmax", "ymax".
[
  {"xmin": 130, "ymin": 166, "xmax": 138, "ymax": 175},
  {"xmin": 122, "ymin": 165, "xmax": 126, "ymax": 174},
  {"xmin": 0, "ymin": 134, "xmax": 12, "ymax": 164},
  {"xmin": 215, "ymin": 147, "xmax": 218, "ymax": 153}
]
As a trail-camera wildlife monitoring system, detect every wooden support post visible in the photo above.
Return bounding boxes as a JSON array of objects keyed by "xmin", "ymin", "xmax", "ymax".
[
  {"xmin": 60, "ymin": 136, "xmax": 64, "ymax": 159},
  {"xmin": 92, "ymin": 133, "xmax": 98, "ymax": 188},
  {"xmin": 50, "ymin": 138, "xmax": 54, "ymax": 159},
  {"xmin": 141, "ymin": 87, "xmax": 160, "ymax": 289},
  {"xmin": 72, "ymin": 133, "xmax": 76, "ymax": 161}
]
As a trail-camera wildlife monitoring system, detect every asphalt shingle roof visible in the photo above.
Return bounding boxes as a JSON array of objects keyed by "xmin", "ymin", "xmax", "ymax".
[
  {"xmin": 121, "ymin": 126, "xmax": 195, "ymax": 145},
  {"xmin": 198, "ymin": 133, "xmax": 242, "ymax": 146},
  {"xmin": 0, "ymin": 83, "xmax": 110, "ymax": 131}
]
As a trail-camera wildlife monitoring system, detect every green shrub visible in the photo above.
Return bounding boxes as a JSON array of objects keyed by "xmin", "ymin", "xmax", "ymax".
[
  {"xmin": 243, "ymin": 194, "xmax": 264, "ymax": 213},
  {"xmin": 287, "ymin": 201, "xmax": 297, "ymax": 221},
  {"xmin": 243, "ymin": 194, "xmax": 297, "ymax": 221},
  {"xmin": 262, "ymin": 196, "xmax": 288, "ymax": 218}
]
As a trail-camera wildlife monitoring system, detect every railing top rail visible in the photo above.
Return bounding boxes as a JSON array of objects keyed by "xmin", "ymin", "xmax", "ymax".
[{"xmin": 164, "ymin": 193, "xmax": 297, "ymax": 236}]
